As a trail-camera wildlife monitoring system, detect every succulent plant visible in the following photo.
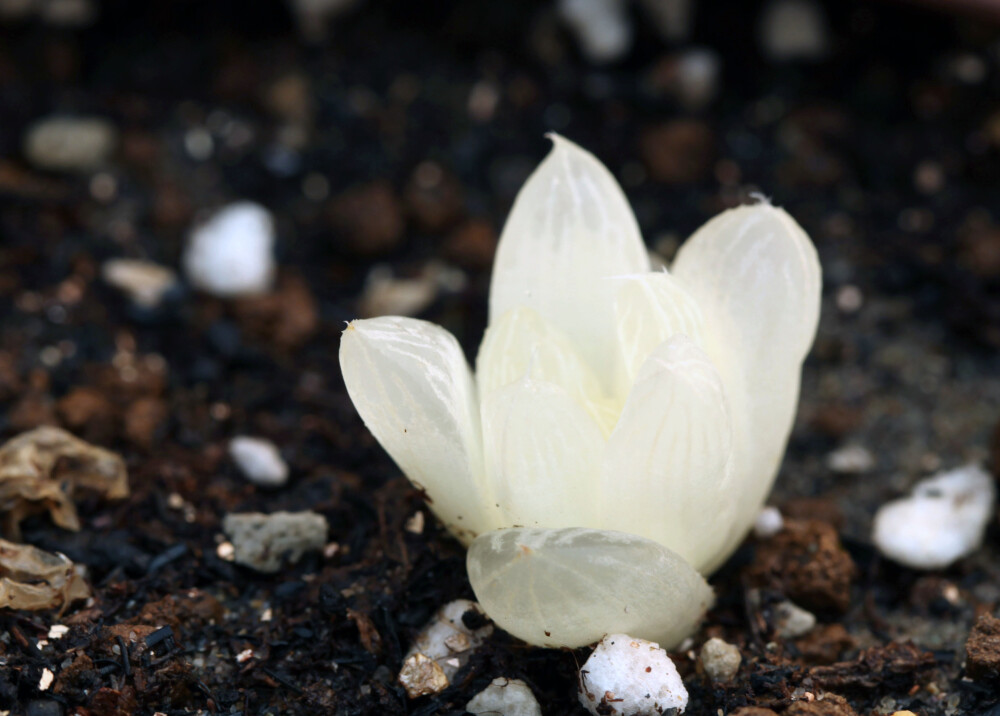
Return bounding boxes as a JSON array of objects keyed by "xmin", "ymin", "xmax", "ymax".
[{"xmin": 340, "ymin": 135, "xmax": 821, "ymax": 647}]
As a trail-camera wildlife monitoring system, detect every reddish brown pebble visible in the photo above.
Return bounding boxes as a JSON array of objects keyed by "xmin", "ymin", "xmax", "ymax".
[
  {"xmin": 404, "ymin": 162, "xmax": 465, "ymax": 233},
  {"xmin": 795, "ymin": 623, "xmax": 856, "ymax": 665},
  {"xmin": 780, "ymin": 497, "xmax": 845, "ymax": 530},
  {"xmin": 807, "ymin": 403, "xmax": 863, "ymax": 438},
  {"xmin": 329, "ymin": 180, "xmax": 405, "ymax": 255},
  {"xmin": 58, "ymin": 386, "xmax": 115, "ymax": 439},
  {"xmin": 124, "ymin": 397, "xmax": 167, "ymax": 449},
  {"xmin": 8, "ymin": 391, "xmax": 57, "ymax": 432},
  {"xmin": 233, "ymin": 272, "xmax": 319, "ymax": 349},
  {"xmin": 786, "ymin": 693, "xmax": 857, "ymax": 716},
  {"xmin": 959, "ymin": 226, "xmax": 1000, "ymax": 279},
  {"xmin": 747, "ymin": 519, "xmax": 855, "ymax": 613},
  {"xmin": 444, "ymin": 219, "xmax": 497, "ymax": 270},
  {"xmin": 966, "ymin": 614, "xmax": 1000, "ymax": 684},
  {"xmin": 639, "ymin": 120, "xmax": 715, "ymax": 184}
]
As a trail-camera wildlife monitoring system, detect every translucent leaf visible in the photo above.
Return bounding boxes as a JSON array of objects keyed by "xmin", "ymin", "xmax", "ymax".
[
  {"xmin": 481, "ymin": 378, "xmax": 605, "ymax": 528},
  {"xmin": 476, "ymin": 307, "xmax": 616, "ymax": 434},
  {"xmin": 339, "ymin": 317, "xmax": 499, "ymax": 543},
  {"xmin": 671, "ymin": 203, "xmax": 822, "ymax": 570},
  {"xmin": 671, "ymin": 202, "xmax": 820, "ymax": 375},
  {"xmin": 600, "ymin": 336, "xmax": 735, "ymax": 572},
  {"xmin": 467, "ymin": 527, "xmax": 713, "ymax": 648},
  {"xmin": 489, "ymin": 135, "xmax": 650, "ymax": 383},
  {"xmin": 612, "ymin": 272, "xmax": 705, "ymax": 393}
]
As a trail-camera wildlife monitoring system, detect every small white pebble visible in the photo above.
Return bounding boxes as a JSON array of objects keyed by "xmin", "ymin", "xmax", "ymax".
[
  {"xmin": 24, "ymin": 115, "xmax": 116, "ymax": 172},
  {"xmin": 773, "ymin": 599, "xmax": 816, "ymax": 638},
  {"xmin": 183, "ymin": 202, "xmax": 276, "ymax": 297},
  {"xmin": 579, "ymin": 633, "xmax": 688, "ymax": 716},
  {"xmin": 558, "ymin": 0, "xmax": 632, "ymax": 64},
  {"xmin": 826, "ymin": 444, "xmax": 875, "ymax": 474},
  {"xmin": 699, "ymin": 637, "xmax": 741, "ymax": 683},
  {"xmin": 753, "ymin": 506, "xmax": 784, "ymax": 538},
  {"xmin": 47, "ymin": 625, "xmax": 69, "ymax": 640},
  {"xmin": 873, "ymin": 464, "xmax": 996, "ymax": 570},
  {"xmin": 674, "ymin": 48, "xmax": 720, "ymax": 110},
  {"xmin": 236, "ymin": 648, "xmax": 254, "ymax": 663},
  {"xmin": 102, "ymin": 259, "xmax": 178, "ymax": 309},
  {"xmin": 229, "ymin": 436, "xmax": 289, "ymax": 488},
  {"xmin": 359, "ymin": 261, "xmax": 465, "ymax": 318},
  {"xmin": 759, "ymin": 0, "xmax": 828, "ymax": 61},
  {"xmin": 467, "ymin": 677, "xmax": 542, "ymax": 716},
  {"xmin": 359, "ymin": 264, "xmax": 438, "ymax": 318},
  {"xmin": 836, "ymin": 284, "xmax": 864, "ymax": 313},
  {"xmin": 404, "ymin": 599, "xmax": 493, "ymax": 683},
  {"xmin": 39, "ymin": 668, "xmax": 54, "ymax": 691},
  {"xmin": 405, "ymin": 511, "xmax": 425, "ymax": 534}
]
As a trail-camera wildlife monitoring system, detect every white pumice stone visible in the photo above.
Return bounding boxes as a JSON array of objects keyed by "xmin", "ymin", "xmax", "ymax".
[
  {"xmin": 773, "ymin": 599, "xmax": 816, "ymax": 638},
  {"xmin": 873, "ymin": 464, "xmax": 996, "ymax": 570},
  {"xmin": 183, "ymin": 202, "xmax": 276, "ymax": 297},
  {"xmin": 24, "ymin": 116, "xmax": 116, "ymax": 172},
  {"xmin": 698, "ymin": 637, "xmax": 741, "ymax": 683},
  {"xmin": 399, "ymin": 599, "xmax": 493, "ymax": 698},
  {"xmin": 229, "ymin": 436, "xmax": 289, "ymax": 488},
  {"xmin": 466, "ymin": 677, "xmax": 542, "ymax": 716},
  {"xmin": 753, "ymin": 506, "xmax": 784, "ymax": 539},
  {"xmin": 579, "ymin": 634, "xmax": 688, "ymax": 716},
  {"xmin": 557, "ymin": 0, "xmax": 632, "ymax": 64},
  {"xmin": 222, "ymin": 511, "xmax": 327, "ymax": 573},
  {"xmin": 674, "ymin": 48, "xmax": 720, "ymax": 110},
  {"xmin": 406, "ymin": 599, "xmax": 493, "ymax": 671},
  {"xmin": 826, "ymin": 444, "xmax": 875, "ymax": 474},
  {"xmin": 102, "ymin": 259, "xmax": 178, "ymax": 309}
]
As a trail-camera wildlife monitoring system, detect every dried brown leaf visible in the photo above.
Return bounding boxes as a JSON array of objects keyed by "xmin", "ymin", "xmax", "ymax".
[
  {"xmin": 0, "ymin": 538, "xmax": 91, "ymax": 612},
  {"xmin": 0, "ymin": 426, "xmax": 128, "ymax": 538}
]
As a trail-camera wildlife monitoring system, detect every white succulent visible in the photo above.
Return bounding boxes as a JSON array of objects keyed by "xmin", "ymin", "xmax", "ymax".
[{"xmin": 340, "ymin": 135, "xmax": 821, "ymax": 648}]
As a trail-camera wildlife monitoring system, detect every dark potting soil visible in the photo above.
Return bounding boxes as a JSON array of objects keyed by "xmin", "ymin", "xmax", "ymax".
[{"xmin": 0, "ymin": 0, "xmax": 999, "ymax": 714}]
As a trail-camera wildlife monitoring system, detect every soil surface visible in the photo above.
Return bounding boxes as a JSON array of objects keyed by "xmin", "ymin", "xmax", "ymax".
[{"xmin": 1, "ymin": 1, "xmax": 999, "ymax": 714}]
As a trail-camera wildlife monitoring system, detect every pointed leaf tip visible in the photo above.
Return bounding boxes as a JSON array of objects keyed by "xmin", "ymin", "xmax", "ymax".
[{"xmin": 490, "ymin": 133, "xmax": 650, "ymax": 382}]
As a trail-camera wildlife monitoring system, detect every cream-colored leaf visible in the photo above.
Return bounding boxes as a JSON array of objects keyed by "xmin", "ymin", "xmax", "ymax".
[
  {"xmin": 671, "ymin": 202, "xmax": 821, "ymax": 368},
  {"xmin": 671, "ymin": 202, "xmax": 822, "ymax": 571},
  {"xmin": 476, "ymin": 306, "xmax": 617, "ymax": 434},
  {"xmin": 339, "ymin": 317, "xmax": 499, "ymax": 543},
  {"xmin": 467, "ymin": 527, "xmax": 713, "ymax": 648},
  {"xmin": 489, "ymin": 135, "xmax": 650, "ymax": 383},
  {"xmin": 481, "ymin": 378, "xmax": 605, "ymax": 529},
  {"xmin": 601, "ymin": 336, "xmax": 734, "ymax": 572},
  {"xmin": 612, "ymin": 272, "xmax": 705, "ymax": 394}
]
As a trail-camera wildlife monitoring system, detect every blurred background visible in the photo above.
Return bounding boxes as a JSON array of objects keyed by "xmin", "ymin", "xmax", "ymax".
[{"xmin": 1, "ymin": 0, "xmax": 1000, "ymax": 714}]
